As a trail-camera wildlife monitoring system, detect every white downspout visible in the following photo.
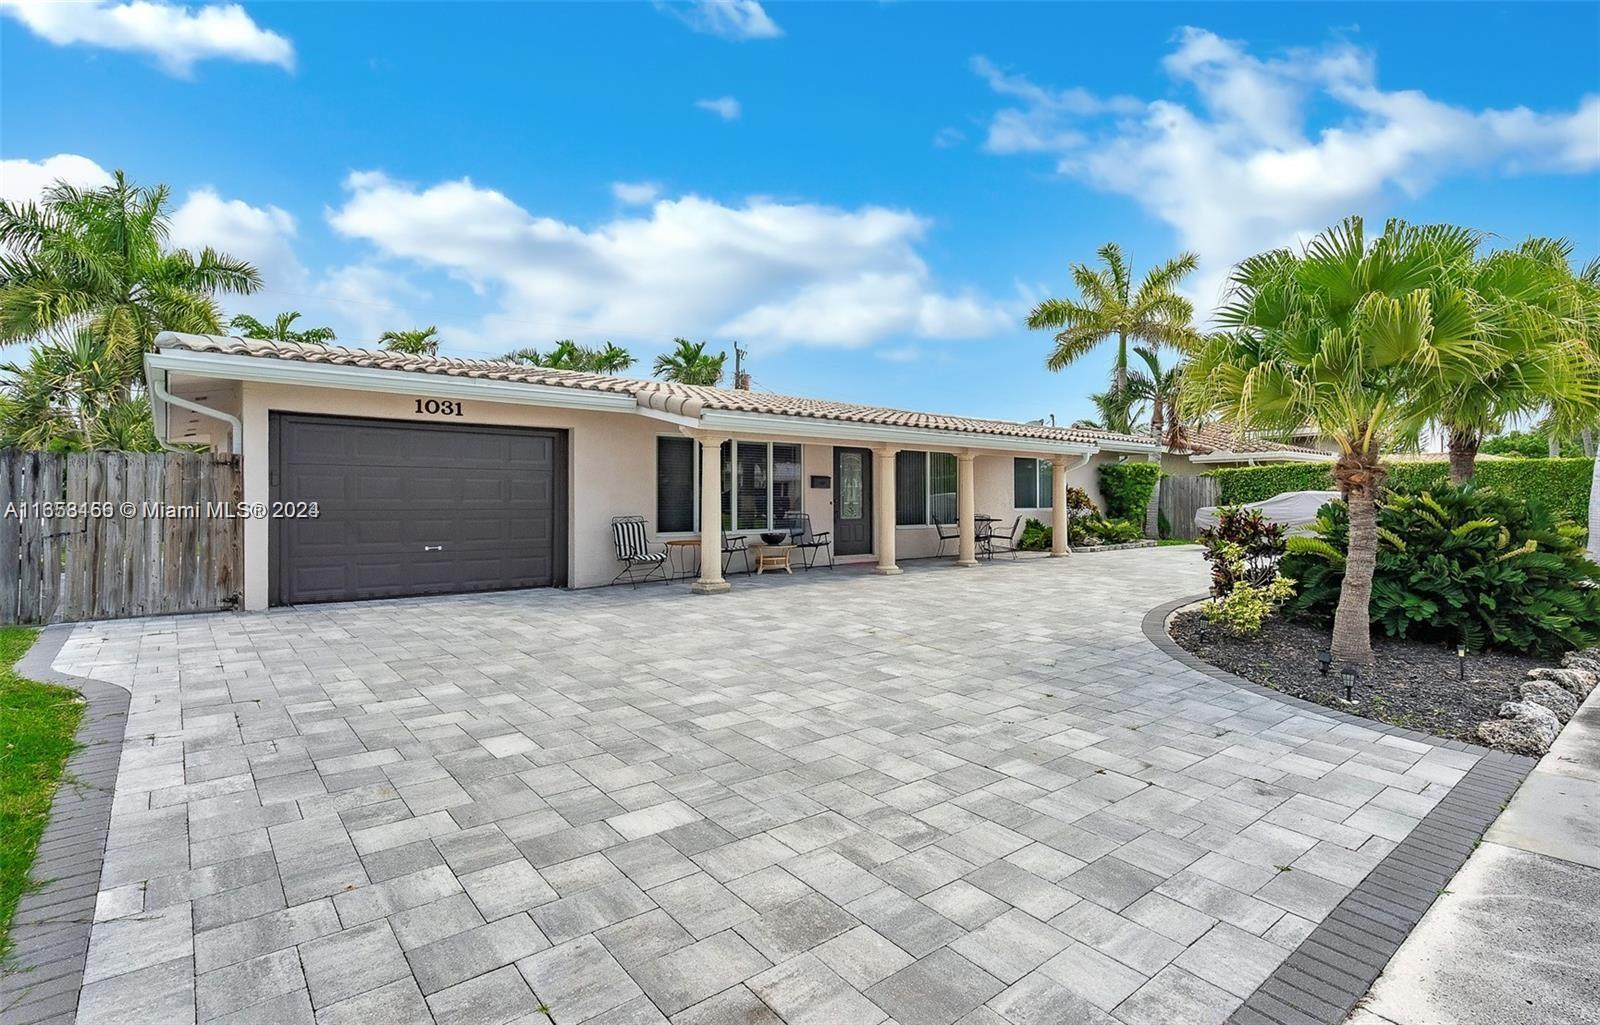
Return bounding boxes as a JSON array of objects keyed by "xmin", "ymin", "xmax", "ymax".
[{"xmin": 148, "ymin": 367, "xmax": 243, "ymax": 454}]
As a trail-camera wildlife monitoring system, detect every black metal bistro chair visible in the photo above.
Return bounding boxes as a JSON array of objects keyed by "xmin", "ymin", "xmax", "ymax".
[
  {"xmin": 779, "ymin": 512, "xmax": 833, "ymax": 570},
  {"xmin": 933, "ymin": 518, "xmax": 960, "ymax": 558},
  {"xmin": 723, "ymin": 534, "xmax": 752, "ymax": 575},
  {"xmin": 610, "ymin": 515, "xmax": 668, "ymax": 587},
  {"xmin": 983, "ymin": 516, "xmax": 1022, "ymax": 560}
]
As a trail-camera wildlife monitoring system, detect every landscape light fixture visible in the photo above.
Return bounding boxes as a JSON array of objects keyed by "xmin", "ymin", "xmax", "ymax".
[
  {"xmin": 1457, "ymin": 643, "xmax": 1467, "ymax": 680},
  {"xmin": 1340, "ymin": 665, "xmax": 1358, "ymax": 703},
  {"xmin": 1317, "ymin": 650, "xmax": 1332, "ymax": 676}
]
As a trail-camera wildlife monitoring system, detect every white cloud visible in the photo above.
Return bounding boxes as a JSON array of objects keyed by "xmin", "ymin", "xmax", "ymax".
[
  {"xmin": 0, "ymin": 0, "xmax": 293, "ymax": 76},
  {"xmin": 326, "ymin": 171, "xmax": 1012, "ymax": 350},
  {"xmin": 661, "ymin": 0, "xmax": 781, "ymax": 41},
  {"xmin": 0, "ymin": 153, "xmax": 115, "ymax": 204},
  {"xmin": 169, "ymin": 187, "xmax": 304, "ymax": 288},
  {"xmin": 695, "ymin": 96, "xmax": 741, "ymax": 121},
  {"xmin": 974, "ymin": 29, "xmax": 1600, "ymax": 307},
  {"xmin": 611, "ymin": 181, "xmax": 661, "ymax": 205}
]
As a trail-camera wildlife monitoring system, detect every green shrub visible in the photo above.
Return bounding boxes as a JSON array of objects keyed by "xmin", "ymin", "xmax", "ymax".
[
  {"xmin": 1205, "ymin": 575, "xmax": 1297, "ymax": 637},
  {"xmin": 1071, "ymin": 516, "xmax": 1143, "ymax": 546},
  {"xmin": 1280, "ymin": 484, "xmax": 1600, "ymax": 656},
  {"xmin": 1019, "ymin": 518, "xmax": 1051, "ymax": 551},
  {"xmin": 1098, "ymin": 462, "xmax": 1162, "ymax": 523},
  {"xmin": 1481, "ymin": 431, "xmax": 1581, "ymax": 458},
  {"xmin": 1197, "ymin": 507, "xmax": 1287, "ymax": 597},
  {"xmin": 1212, "ymin": 457, "xmax": 1593, "ymax": 523}
]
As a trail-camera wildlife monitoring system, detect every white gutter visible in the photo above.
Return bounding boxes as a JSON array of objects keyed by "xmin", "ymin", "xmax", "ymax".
[
  {"xmin": 147, "ymin": 345, "xmax": 641, "ymax": 415},
  {"xmin": 695, "ymin": 409, "xmax": 1101, "ymax": 456},
  {"xmin": 1187, "ymin": 449, "xmax": 1333, "ymax": 464},
  {"xmin": 145, "ymin": 359, "xmax": 243, "ymax": 454}
]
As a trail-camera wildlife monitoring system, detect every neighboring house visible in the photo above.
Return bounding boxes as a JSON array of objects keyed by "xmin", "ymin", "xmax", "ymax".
[
  {"xmin": 1158, "ymin": 422, "xmax": 1334, "ymax": 475},
  {"xmin": 146, "ymin": 333, "xmax": 1157, "ymax": 609}
]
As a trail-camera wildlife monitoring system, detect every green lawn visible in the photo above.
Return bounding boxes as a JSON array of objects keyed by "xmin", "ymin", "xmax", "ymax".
[
  {"xmin": 1157, "ymin": 538, "xmax": 1199, "ymax": 546},
  {"xmin": 0, "ymin": 627, "xmax": 83, "ymax": 963}
]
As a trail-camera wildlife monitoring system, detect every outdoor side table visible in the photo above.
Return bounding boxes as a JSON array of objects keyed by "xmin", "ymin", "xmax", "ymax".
[
  {"xmin": 754, "ymin": 544, "xmax": 795, "ymax": 575},
  {"xmin": 663, "ymin": 538, "xmax": 700, "ymax": 580}
]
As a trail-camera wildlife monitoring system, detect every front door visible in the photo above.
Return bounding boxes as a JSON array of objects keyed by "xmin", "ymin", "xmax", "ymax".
[{"xmin": 834, "ymin": 447, "xmax": 872, "ymax": 556}]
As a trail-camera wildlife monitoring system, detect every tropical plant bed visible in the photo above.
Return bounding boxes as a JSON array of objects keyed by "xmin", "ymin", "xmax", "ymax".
[{"xmin": 1168, "ymin": 608, "xmax": 1554, "ymax": 743}]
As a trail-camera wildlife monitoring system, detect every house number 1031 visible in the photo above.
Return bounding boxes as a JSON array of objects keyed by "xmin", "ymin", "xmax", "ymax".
[{"xmin": 415, "ymin": 399, "xmax": 465, "ymax": 416}]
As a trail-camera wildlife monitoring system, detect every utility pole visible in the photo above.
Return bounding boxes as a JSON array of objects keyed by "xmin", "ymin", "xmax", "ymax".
[{"xmin": 733, "ymin": 343, "xmax": 750, "ymax": 390}]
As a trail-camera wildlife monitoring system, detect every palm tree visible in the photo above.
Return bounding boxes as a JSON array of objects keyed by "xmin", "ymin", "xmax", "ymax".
[
  {"xmin": 652, "ymin": 339, "xmax": 725, "ymax": 386},
  {"xmin": 1125, "ymin": 346, "xmax": 1185, "ymax": 448},
  {"xmin": 502, "ymin": 340, "xmax": 636, "ymax": 373},
  {"xmin": 229, "ymin": 311, "xmax": 336, "ymax": 346},
  {"xmin": 380, "ymin": 326, "xmax": 441, "ymax": 356},
  {"xmin": 1425, "ymin": 238, "xmax": 1600, "ymax": 483},
  {"xmin": 0, "ymin": 329, "xmax": 158, "ymax": 451},
  {"xmin": 1028, "ymin": 242, "xmax": 1199, "ymax": 433},
  {"xmin": 1184, "ymin": 217, "xmax": 1487, "ymax": 664},
  {"xmin": 0, "ymin": 170, "xmax": 261, "ymax": 387}
]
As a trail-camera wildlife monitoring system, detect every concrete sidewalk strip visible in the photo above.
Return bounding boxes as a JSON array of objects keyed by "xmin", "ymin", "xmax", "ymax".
[{"xmin": 9, "ymin": 550, "xmax": 1567, "ymax": 1025}]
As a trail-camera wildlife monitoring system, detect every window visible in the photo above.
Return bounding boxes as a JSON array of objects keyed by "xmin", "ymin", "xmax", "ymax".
[
  {"xmin": 656, "ymin": 436, "xmax": 696, "ymax": 532},
  {"xmin": 656, "ymin": 437, "xmax": 802, "ymax": 533},
  {"xmin": 1013, "ymin": 458, "xmax": 1053, "ymax": 509},
  {"xmin": 893, "ymin": 451, "xmax": 959, "ymax": 524}
]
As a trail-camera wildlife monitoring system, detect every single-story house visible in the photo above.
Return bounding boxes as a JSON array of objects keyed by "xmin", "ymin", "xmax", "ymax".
[
  {"xmin": 146, "ymin": 333, "xmax": 1159, "ymax": 609},
  {"xmin": 1157, "ymin": 422, "xmax": 1334, "ymax": 474}
]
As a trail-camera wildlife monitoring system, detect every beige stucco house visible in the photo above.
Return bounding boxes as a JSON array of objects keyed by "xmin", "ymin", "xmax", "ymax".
[
  {"xmin": 1156, "ymin": 422, "xmax": 1334, "ymax": 475},
  {"xmin": 146, "ymin": 333, "xmax": 1160, "ymax": 610}
]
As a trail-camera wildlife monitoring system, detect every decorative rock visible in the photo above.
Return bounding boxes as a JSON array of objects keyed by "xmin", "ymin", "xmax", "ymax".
[
  {"xmin": 1518, "ymin": 680, "xmax": 1578, "ymax": 724},
  {"xmin": 1559, "ymin": 650, "xmax": 1600, "ymax": 677},
  {"xmin": 1528, "ymin": 666, "xmax": 1597, "ymax": 699},
  {"xmin": 1477, "ymin": 719, "xmax": 1552, "ymax": 757},
  {"xmin": 1497, "ymin": 699, "xmax": 1561, "ymax": 747}
]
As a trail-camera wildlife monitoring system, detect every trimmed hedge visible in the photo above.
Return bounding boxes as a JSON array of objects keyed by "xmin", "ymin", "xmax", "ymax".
[
  {"xmin": 1099, "ymin": 461, "xmax": 1162, "ymax": 522},
  {"xmin": 1211, "ymin": 457, "xmax": 1594, "ymax": 523}
]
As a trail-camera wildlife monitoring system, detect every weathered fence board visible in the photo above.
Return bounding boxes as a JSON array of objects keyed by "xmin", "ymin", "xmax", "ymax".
[
  {"xmin": 1159, "ymin": 474, "xmax": 1221, "ymax": 540},
  {"xmin": 0, "ymin": 449, "xmax": 242, "ymax": 624}
]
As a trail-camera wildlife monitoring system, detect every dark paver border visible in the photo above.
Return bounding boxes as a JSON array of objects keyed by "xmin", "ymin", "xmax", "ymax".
[
  {"xmin": 1, "ymin": 624, "xmax": 127, "ymax": 1025},
  {"xmin": 1140, "ymin": 595, "xmax": 1537, "ymax": 1025}
]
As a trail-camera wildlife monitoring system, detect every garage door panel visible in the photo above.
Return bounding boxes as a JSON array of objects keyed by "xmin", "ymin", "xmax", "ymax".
[{"xmin": 274, "ymin": 415, "xmax": 562, "ymax": 604}]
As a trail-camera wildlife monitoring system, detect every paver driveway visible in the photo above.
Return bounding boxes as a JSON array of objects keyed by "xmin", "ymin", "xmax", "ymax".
[{"xmin": 38, "ymin": 548, "xmax": 1480, "ymax": 1025}]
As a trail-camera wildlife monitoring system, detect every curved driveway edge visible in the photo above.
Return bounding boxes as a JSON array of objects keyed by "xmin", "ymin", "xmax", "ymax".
[
  {"xmin": 1139, "ymin": 596, "xmax": 1538, "ymax": 1025},
  {"xmin": 2, "ymin": 624, "xmax": 130, "ymax": 1025}
]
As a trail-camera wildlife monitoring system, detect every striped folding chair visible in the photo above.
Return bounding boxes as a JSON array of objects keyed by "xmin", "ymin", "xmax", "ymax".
[{"xmin": 610, "ymin": 516, "xmax": 668, "ymax": 587}]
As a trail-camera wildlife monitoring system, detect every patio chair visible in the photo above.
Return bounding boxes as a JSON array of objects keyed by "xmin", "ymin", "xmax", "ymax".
[
  {"xmin": 984, "ymin": 516, "xmax": 1022, "ymax": 561},
  {"xmin": 780, "ymin": 512, "xmax": 833, "ymax": 570},
  {"xmin": 610, "ymin": 515, "xmax": 668, "ymax": 587},
  {"xmin": 933, "ymin": 518, "xmax": 959, "ymax": 558},
  {"xmin": 723, "ymin": 533, "xmax": 751, "ymax": 575}
]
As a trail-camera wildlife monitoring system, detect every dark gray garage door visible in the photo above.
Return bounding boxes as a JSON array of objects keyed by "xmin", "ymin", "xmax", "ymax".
[{"xmin": 270, "ymin": 414, "xmax": 565, "ymax": 604}]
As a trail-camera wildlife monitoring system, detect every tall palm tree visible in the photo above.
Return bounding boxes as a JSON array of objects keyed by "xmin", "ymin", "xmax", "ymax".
[
  {"xmin": 380, "ymin": 326, "xmax": 441, "ymax": 356},
  {"xmin": 1028, "ymin": 243, "xmax": 1199, "ymax": 433},
  {"xmin": 0, "ymin": 170, "xmax": 261, "ymax": 387},
  {"xmin": 1426, "ymin": 238, "xmax": 1600, "ymax": 483},
  {"xmin": 502, "ymin": 340, "xmax": 636, "ymax": 373},
  {"xmin": 230, "ymin": 311, "xmax": 336, "ymax": 346},
  {"xmin": 1184, "ymin": 217, "xmax": 1487, "ymax": 664},
  {"xmin": 1125, "ymin": 346, "xmax": 1185, "ymax": 448},
  {"xmin": 652, "ymin": 339, "xmax": 725, "ymax": 386}
]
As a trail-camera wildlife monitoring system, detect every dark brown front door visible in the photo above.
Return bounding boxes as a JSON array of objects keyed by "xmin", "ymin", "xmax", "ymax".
[
  {"xmin": 834, "ymin": 447, "xmax": 872, "ymax": 556},
  {"xmin": 269, "ymin": 413, "xmax": 566, "ymax": 604}
]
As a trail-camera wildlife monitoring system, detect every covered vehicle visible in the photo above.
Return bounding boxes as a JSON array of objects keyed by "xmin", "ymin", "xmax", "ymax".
[{"xmin": 1194, "ymin": 490, "xmax": 1342, "ymax": 536}]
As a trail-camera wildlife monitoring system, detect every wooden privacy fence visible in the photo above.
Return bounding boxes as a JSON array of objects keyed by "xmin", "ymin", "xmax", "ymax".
[
  {"xmin": 1159, "ymin": 474, "xmax": 1221, "ymax": 540},
  {"xmin": 0, "ymin": 449, "xmax": 242, "ymax": 624}
]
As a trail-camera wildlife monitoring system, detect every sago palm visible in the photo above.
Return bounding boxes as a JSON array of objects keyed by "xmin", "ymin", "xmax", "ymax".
[
  {"xmin": 1183, "ymin": 216, "xmax": 1489, "ymax": 664},
  {"xmin": 652, "ymin": 338, "xmax": 725, "ymax": 386},
  {"xmin": 230, "ymin": 311, "xmax": 336, "ymax": 346},
  {"xmin": 1028, "ymin": 242, "xmax": 1199, "ymax": 433},
  {"xmin": 0, "ymin": 170, "xmax": 260, "ymax": 382},
  {"xmin": 380, "ymin": 326, "xmax": 441, "ymax": 356}
]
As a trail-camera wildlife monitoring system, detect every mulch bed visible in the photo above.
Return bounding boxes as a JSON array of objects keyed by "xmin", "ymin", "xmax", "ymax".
[{"xmin": 1168, "ymin": 608, "xmax": 1558, "ymax": 743}]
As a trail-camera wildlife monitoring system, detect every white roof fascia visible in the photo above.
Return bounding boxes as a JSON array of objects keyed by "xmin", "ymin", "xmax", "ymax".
[
  {"xmin": 1188, "ymin": 449, "xmax": 1334, "ymax": 464},
  {"xmin": 696, "ymin": 409, "xmax": 1099, "ymax": 456}
]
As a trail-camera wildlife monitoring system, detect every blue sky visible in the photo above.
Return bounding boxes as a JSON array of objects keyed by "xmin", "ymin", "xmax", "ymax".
[{"xmin": 3, "ymin": 1, "xmax": 1598, "ymax": 427}]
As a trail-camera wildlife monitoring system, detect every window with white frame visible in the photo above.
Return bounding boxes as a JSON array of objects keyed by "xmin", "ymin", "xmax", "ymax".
[
  {"xmin": 895, "ymin": 451, "xmax": 958, "ymax": 525},
  {"xmin": 656, "ymin": 437, "xmax": 801, "ymax": 533},
  {"xmin": 1013, "ymin": 457, "xmax": 1054, "ymax": 509}
]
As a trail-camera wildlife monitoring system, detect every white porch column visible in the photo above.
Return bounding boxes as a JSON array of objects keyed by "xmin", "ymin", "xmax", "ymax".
[
  {"xmin": 692, "ymin": 434, "xmax": 730, "ymax": 594},
  {"xmin": 873, "ymin": 447, "xmax": 901, "ymax": 575},
  {"xmin": 1050, "ymin": 455, "xmax": 1069, "ymax": 557},
  {"xmin": 956, "ymin": 451, "xmax": 978, "ymax": 567}
]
